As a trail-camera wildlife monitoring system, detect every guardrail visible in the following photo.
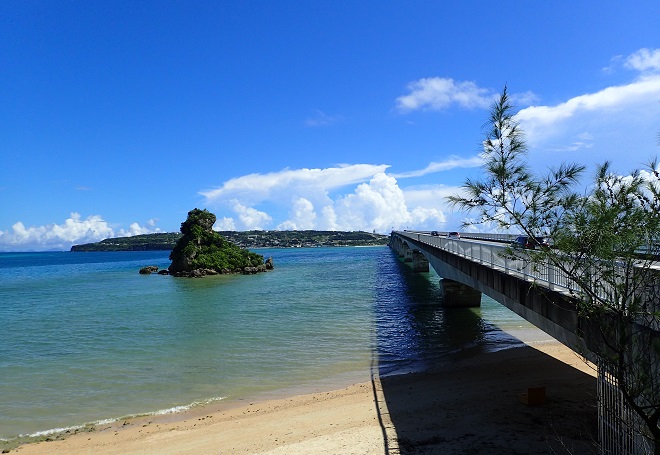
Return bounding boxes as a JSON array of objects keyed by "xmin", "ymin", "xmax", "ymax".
[
  {"xmin": 404, "ymin": 230, "xmax": 520, "ymax": 243},
  {"xmin": 397, "ymin": 231, "xmax": 660, "ymax": 327},
  {"xmin": 395, "ymin": 230, "xmax": 581, "ymax": 296}
]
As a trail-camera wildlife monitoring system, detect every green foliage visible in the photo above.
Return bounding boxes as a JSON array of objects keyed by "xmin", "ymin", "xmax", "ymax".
[
  {"xmin": 70, "ymin": 233, "xmax": 183, "ymax": 251},
  {"xmin": 169, "ymin": 208, "xmax": 264, "ymax": 273},
  {"xmin": 180, "ymin": 208, "xmax": 216, "ymax": 236},
  {"xmin": 447, "ymin": 86, "xmax": 584, "ymax": 236},
  {"xmin": 71, "ymin": 230, "xmax": 388, "ymax": 252},
  {"xmin": 448, "ymin": 87, "xmax": 660, "ymax": 448}
]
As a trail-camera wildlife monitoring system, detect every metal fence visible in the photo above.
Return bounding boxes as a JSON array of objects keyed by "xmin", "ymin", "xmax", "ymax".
[
  {"xmin": 598, "ymin": 359, "xmax": 652, "ymax": 455},
  {"xmin": 397, "ymin": 230, "xmax": 583, "ymax": 296}
]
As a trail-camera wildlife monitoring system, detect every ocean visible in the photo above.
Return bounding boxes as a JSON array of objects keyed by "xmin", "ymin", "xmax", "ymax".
[{"xmin": 0, "ymin": 246, "xmax": 546, "ymax": 443}]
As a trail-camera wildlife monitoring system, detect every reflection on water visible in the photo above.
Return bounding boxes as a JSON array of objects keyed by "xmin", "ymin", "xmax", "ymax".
[{"xmin": 374, "ymin": 250, "xmax": 528, "ymax": 375}]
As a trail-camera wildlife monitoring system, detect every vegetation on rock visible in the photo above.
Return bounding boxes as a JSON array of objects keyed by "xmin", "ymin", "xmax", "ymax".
[{"xmin": 168, "ymin": 208, "xmax": 266, "ymax": 277}]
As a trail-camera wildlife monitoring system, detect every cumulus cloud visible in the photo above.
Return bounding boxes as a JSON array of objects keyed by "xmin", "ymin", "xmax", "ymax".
[
  {"xmin": 277, "ymin": 198, "xmax": 316, "ymax": 230},
  {"xmin": 410, "ymin": 207, "xmax": 446, "ymax": 226},
  {"xmin": 395, "ymin": 78, "xmax": 496, "ymax": 111},
  {"xmin": 333, "ymin": 173, "xmax": 412, "ymax": 232},
  {"xmin": 402, "ymin": 184, "xmax": 465, "ymax": 207},
  {"xmin": 214, "ymin": 217, "xmax": 237, "ymax": 231},
  {"xmin": 0, "ymin": 213, "xmax": 160, "ymax": 251},
  {"xmin": 231, "ymin": 200, "xmax": 272, "ymax": 230},
  {"xmin": 321, "ymin": 205, "xmax": 339, "ymax": 231},
  {"xmin": 200, "ymin": 163, "xmax": 465, "ymax": 233},
  {"xmin": 200, "ymin": 164, "xmax": 390, "ymax": 206},
  {"xmin": 122, "ymin": 221, "xmax": 156, "ymax": 236}
]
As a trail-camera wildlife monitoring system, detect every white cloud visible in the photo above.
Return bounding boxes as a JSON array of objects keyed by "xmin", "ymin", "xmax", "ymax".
[
  {"xmin": 392, "ymin": 155, "xmax": 484, "ymax": 178},
  {"xmin": 625, "ymin": 48, "xmax": 660, "ymax": 73},
  {"xmin": 305, "ymin": 110, "xmax": 344, "ymax": 127},
  {"xmin": 518, "ymin": 76, "xmax": 660, "ymax": 130},
  {"xmin": 395, "ymin": 49, "xmax": 660, "ymax": 169},
  {"xmin": 510, "ymin": 90, "xmax": 540, "ymax": 106},
  {"xmin": 276, "ymin": 198, "xmax": 316, "ymax": 230},
  {"xmin": 396, "ymin": 77, "xmax": 496, "ymax": 111},
  {"xmin": 410, "ymin": 207, "xmax": 446, "ymax": 226},
  {"xmin": 321, "ymin": 205, "xmax": 339, "ymax": 231},
  {"xmin": 214, "ymin": 217, "xmax": 237, "ymax": 231},
  {"xmin": 200, "ymin": 164, "xmax": 468, "ymax": 234},
  {"xmin": 545, "ymin": 141, "xmax": 595, "ymax": 153},
  {"xmin": 0, "ymin": 213, "xmax": 161, "ymax": 251},
  {"xmin": 231, "ymin": 200, "xmax": 272, "ymax": 230},
  {"xmin": 515, "ymin": 48, "xmax": 660, "ymax": 156},
  {"xmin": 334, "ymin": 173, "xmax": 412, "ymax": 232},
  {"xmin": 122, "ymin": 222, "xmax": 152, "ymax": 236},
  {"xmin": 200, "ymin": 164, "xmax": 390, "ymax": 206},
  {"xmin": 403, "ymin": 184, "xmax": 464, "ymax": 207}
]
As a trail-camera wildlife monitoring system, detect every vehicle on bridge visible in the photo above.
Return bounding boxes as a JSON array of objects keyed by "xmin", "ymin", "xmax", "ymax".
[
  {"xmin": 431, "ymin": 231, "xmax": 440, "ymax": 236},
  {"xmin": 447, "ymin": 231, "xmax": 461, "ymax": 239},
  {"xmin": 512, "ymin": 235, "xmax": 549, "ymax": 249}
]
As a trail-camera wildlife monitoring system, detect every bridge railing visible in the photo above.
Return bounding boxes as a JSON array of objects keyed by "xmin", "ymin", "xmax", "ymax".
[
  {"xmin": 407, "ymin": 230, "xmax": 518, "ymax": 243},
  {"xmin": 396, "ymin": 231, "xmax": 582, "ymax": 296},
  {"xmin": 399, "ymin": 231, "xmax": 660, "ymax": 321}
]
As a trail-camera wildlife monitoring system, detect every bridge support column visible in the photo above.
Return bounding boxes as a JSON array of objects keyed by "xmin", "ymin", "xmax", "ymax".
[
  {"xmin": 440, "ymin": 278, "xmax": 481, "ymax": 307},
  {"xmin": 395, "ymin": 240, "xmax": 405, "ymax": 257},
  {"xmin": 412, "ymin": 251, "xmax": 429, "ymax": 272},
  {"xmin": 403, "ymin": 248, "xmax": 413, "ymax": 262}
]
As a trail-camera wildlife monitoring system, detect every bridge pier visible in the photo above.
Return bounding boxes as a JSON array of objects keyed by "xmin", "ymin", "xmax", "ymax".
[
  {"xmin": 412, "ymin": 250, "xmax": 429, "ymax": 272},
  {"xmin": 440, "ymin": 278, "xmax": 481, "ymax": 307}
]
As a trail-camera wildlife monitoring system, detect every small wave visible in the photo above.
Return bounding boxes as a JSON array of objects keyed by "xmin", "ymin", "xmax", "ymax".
[
  {"xmin": 152, "ymin": 396, "xmax": 227, "ymax": 415},
  {"xmin": 11, "ymin": 396, "xmax": 228, "ymax": 442},
  {"xmin": 20, "ymin": 424, "xmax": 87, "ymax": 439}
]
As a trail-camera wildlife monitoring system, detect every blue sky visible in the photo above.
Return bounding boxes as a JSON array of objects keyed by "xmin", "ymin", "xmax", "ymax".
[{"xmin": 1, "ymin": 1, "xmax": 660, "ymax": 251}]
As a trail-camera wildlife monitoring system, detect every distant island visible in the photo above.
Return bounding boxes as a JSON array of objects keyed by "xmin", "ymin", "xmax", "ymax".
[{"xmin": 71, "ymin": 230, "xmax": 389, "ymax": 252}]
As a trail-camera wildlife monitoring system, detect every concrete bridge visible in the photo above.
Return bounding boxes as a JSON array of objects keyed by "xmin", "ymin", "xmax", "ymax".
[
  {"xmin": 391, "ymin": 230, "xmax": 660, "ymax": 454},
  {"xmin": 390, "ymin": 230, "xmax": 600, "ymax": 359}
]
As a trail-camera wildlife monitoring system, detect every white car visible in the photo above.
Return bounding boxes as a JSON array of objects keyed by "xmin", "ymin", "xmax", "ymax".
[{"xmin": 447, "ymin": 232, "xmax": 460, "ymax": 239}]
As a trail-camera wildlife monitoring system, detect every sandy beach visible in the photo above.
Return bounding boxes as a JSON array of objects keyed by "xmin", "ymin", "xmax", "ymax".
[{"xmin": 10, "ymin": 340, "xmax": 597, "ymax": 455}]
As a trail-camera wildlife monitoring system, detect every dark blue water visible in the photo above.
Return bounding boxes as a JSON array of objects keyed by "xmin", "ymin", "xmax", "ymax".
[{"xmin": 0, "ymin": 247, "xmax": 537, "ymax": 441}]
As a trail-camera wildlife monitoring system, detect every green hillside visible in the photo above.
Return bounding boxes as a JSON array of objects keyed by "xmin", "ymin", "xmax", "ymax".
[{"xmin": 71, "ymin": 230, "xmax": 389, "ymax": 252}]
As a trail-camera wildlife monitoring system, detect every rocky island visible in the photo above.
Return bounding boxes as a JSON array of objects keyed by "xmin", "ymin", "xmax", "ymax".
[{"xmin": 165, "ymin": 208, "xmax": 271, "ymax": 277}]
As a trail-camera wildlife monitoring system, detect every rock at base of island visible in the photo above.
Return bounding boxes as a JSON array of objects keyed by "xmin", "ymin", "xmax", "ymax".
[{"xmin": 140, "ymin": 257, "xmax": 274, "ymax": 277}]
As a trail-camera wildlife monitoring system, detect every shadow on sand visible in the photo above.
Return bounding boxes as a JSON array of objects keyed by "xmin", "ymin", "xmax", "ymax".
[{"xmin": 373, "ymin": 254, "xmax": 598, "ymax": 455}]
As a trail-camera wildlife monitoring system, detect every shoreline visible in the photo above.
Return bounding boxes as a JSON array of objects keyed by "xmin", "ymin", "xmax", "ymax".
[{"xmin": 9, "ymin": 339, "xmax": 598, "ymax": 455}]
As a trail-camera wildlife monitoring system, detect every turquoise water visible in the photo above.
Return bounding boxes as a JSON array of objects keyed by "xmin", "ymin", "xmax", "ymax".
[{"xmin": 0, "ymin": 246, "xmax": 537, "ymax": 441}]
